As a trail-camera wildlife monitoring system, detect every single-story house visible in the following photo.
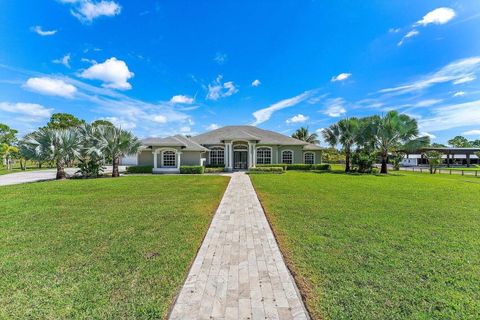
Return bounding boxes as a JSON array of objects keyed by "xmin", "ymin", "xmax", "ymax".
[{"xmin": 122, "ymin": 125, "xmax": 323, "ymax": 173}]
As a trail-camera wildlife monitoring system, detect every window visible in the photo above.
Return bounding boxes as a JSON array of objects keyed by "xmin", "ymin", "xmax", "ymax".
[
  {"xmin": 282, "ymin": 150, "xmax": 293, "ymax": 164},
  {"xmin": 163, "ymin": 151, "xmax": 176, "ymax": 167},
  {"xmin": 304, "ymin": 152, "xmax": 314, "ymax": 164},
  {"xmin": 256, "ymin": 147, "xmax": 272, "ymax": 164},
  {"xmin": 209, "ymin": 147, "xmax": 225, "ymax": 165}
]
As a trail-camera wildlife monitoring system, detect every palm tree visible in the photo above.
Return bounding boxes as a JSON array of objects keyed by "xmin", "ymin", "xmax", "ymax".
[
  {"xmin": 97, "ymin": 126, "xmax": 141, "ymax": 177},
  {"xmin": 292, "ymin": 127, "xmax": 320, "ymax": 144},
  {"xmin": 322, "ymin": 117, "xmax": 360, "ymax": 172},
  {"xmin": 20, "ymin": 128, "xmax": 81, "ymax": 179},
  {"xmin": 371, "ymin": 110, "xmax": 429, "ymax": 174}
]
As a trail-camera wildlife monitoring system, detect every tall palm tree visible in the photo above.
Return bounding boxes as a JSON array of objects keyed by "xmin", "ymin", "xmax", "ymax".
[
  {"xmin": 371, "ymin": 110, "xmax": 429, "ymax": 174},
  {"xmin": 322, "ymin": 117, "xmax": 360, "ymax": 172},
  {"xmin": 97, "ymin": 126, "xmax": 141, "ymax": 177},
  {"xmin": 20, "ymin": 128, "xmax": 81, "ymax": 179},
  {"xmin": 291, "ymin": 127, "xmax": 320, "ymax": 144}
]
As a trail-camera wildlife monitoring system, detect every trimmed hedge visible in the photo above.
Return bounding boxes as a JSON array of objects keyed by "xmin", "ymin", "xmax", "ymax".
[
  {"xmin": 126, "ymin": 165, "xmax": 153, "ymax": 174},
  {"xmin": 180, "ymin": 166, "xmax": 205, "ymax": 174},
  {"xmin": 205, "ymin": 164, "xmax": 225, "ymax": 168},
  {"xmin": 205, "ymin": 167, "xmax": 225, "ymax": 173},
  {"xmin": 249, "ymin": 167, "xmax": 284, "ymax": 174},
  {"xmin": 256, "ymin": 163, "xmax": 331, "ymax": 171}
]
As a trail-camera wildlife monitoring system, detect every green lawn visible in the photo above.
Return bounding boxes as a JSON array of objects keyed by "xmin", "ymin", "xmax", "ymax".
[
  {"xmin": 0, "ymin": 175, "xmax": 229, "ymax": 319},
  {"xmin": 250, "ymin": 171, "xmax": 480, "ymax": 320}
]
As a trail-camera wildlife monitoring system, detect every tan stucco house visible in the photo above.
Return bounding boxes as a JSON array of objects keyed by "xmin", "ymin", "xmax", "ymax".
[{"xmin": 122, "ymin": 125, "xmax": 323, "ymax": 173}]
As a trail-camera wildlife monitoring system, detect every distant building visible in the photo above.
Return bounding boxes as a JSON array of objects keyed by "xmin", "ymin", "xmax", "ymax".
[{"xmin": 401, "ymin": 147, "xmax": 480, "ymax": 167}]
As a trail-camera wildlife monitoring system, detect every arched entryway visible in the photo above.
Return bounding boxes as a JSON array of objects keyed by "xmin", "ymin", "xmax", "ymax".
[{"xmin": 233, "ymin": 143, "xmax": 248, "ymax": 170}]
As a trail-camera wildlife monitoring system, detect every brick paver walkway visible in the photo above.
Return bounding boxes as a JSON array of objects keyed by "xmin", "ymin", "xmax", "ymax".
[{"xmin": 169, "ymin": 172, "xmax": 309, "ymax": 320}]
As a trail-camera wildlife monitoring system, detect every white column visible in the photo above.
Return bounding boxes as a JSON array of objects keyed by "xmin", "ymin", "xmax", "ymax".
[
  {"xmin": 248, "ymin": 142, "xmax": 252, "ymax": 168},
  {"xmin": 226, "ymin": 142, "xmax": 233, "ymax": 171},
  {"xmin": 177, "ymin": 152, "xmax": 182, "ymax": 169},
  {"xmin": 153, "ymin": 152, "xmax": 158, "ymax": 169}
]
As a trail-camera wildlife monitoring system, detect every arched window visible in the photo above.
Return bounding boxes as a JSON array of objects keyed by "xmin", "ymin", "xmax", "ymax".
[
  {"xmin": 162, "ymin": 150, "xmax": 176, "ymax": 167},
  {"xmin": 304, "ymin": 152, "xmax": 315, "ymax": 164},
  {"xmin": 281, "ymin": 150, "xmax": 293, "ymax": 164},
  {"xmin": 256, "ymin": 147, "xmax": 272, "ymax": 164},
  {"xmin": 209, "ymin": 147, "xmax": 225, "ymax": 165}
]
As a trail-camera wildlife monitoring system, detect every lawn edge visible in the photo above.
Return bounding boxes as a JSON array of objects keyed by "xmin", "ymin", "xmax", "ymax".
[
  {"xmin": 165, "ymin": 175, "xmax": 231, "ymax": 320},
  {"xmin": 249, "ymin": 174, "xmax": 320, "ymax": 320}
]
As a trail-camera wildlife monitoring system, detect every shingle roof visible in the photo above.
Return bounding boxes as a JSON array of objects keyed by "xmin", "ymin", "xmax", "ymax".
[
  {"xmin": 191, "ymin": 125, "xmax": 310, "ymax": 146},
  {"xmin": 141, "ymin": 135, "xmax": 208, "ymax": 152}
]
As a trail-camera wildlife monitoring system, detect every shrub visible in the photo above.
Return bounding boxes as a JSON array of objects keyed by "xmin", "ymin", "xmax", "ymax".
[
  {"xmin": 126, "ymin": 165, "xmax": 153, "ymax": 174},
  {"xmin": 180, "ymin": 165, "xmax": 204, "ymax": 174},
  {"xmin": 205, "ymin": 164, "xmax": 225, "ymax": 168},
  {"xmin": 205, "ymin": 167, "xmax": 225, "ymax": 173},
  {"xmin": 76, "ymin": 159, "xmax": 105, "ymax": 178},
  {"xmin": 351, "ymin": 150, "xmax": 376, "ymax": 173},
  {"xmin": 249, "ymin": 167, "xmax": 284, "ymax": 174},
  {"xmin": 256, "ymin": 164, "xmax": 288, "ymax": 170},
  {"xmin": 256, "ymin": 163, "xmax": 330, "ymax": 171}
]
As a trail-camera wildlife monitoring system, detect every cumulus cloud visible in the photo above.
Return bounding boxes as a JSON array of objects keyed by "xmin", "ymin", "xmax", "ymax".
[
  {"xmin": 251, "ymin": 79, "xmax": 261, "ymax": 87},
  {"xmin": 286, "ymin": 114, "xmax": 309, "ymax": 124},
  {"xmin": 331, "ymin": 73, "xmax": 351, "ymax": 82},
  {"xmin": 53, "ymin": 54, "xmax": 71, "ymax": 68},
  {"xmin": 0, "ymin": 102, "xmax": 53, "ymax": 120},
  {"xmin": 170, "ymin": 95, "xmax": 194, "ymax": 104},
  {"xmin": 60, "ymin": 0, "xmax": 122, "ymax": 23},
  {"xmin": 252, "ymin": 91, "xmax": 313, "ymax": 125},
  {"xmin": 80, "ymin": 57, "xmax": 134, "ymax": 90},
  {"xmin": 206, "ymin": 123, "xmax": 220, "ymax": 130},
  {"xmin": 379, "ymin": 56, "xmax": 480, "ymax": 95},
  {"xmin": 397, "ymin": 29, "xmax": 419, "ymax": 46},
  {"xmin": 415, "ymin": 7, "xmax": 456, "ymax": 26},
  {"xmin": 323, "ymin": 98, "xmax": 347, "ymax": 117},
  {"xmin": 206, "ymin": 75, "xmax": 238, "ymax": 100},
  {"xmin": 102, "ymin": 116, "xmax": 136, "ymax": 130},
  {"xmin": 31, "ymin": 26, "xmax": 57, "ymax": 36},
  {"xmin": 463, "ymin": 129, "xmax": 480, "ymax": 136},
  {"xmin": 24, "ymin": 77, "xmax": 77, "ymax": 98}
]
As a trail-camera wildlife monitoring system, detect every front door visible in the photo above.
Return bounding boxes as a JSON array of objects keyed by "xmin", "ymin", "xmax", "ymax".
[{"xmin": 234, "ymin": 151, "xmax": 248, "ymax": 169}]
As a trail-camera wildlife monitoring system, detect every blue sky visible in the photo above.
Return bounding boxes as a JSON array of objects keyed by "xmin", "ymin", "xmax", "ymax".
[{"xmin": 1, "ymin": 0, "xmax": 480, "ymax": 144}]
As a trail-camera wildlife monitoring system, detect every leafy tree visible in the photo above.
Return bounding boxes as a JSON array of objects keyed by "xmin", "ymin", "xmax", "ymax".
[
  {"xmin": 447, "ymin": 136, "xmax": 471, "ymax": 148},
  {"xmin": 351, "ymin": 149, "xmax": 377, "ymax": 173},
  {"xmin": 321, "ymin": 147, "xmax": 345, "ymax": 163},
  {"xmin": 292, "ymin": 127, "xmax": 320, "ymax": 144},
  {"xmin": 322, "ymin": 118, "xmax": 360, "ymax": 172},
  {"xmin": 92, "ymin": 119, "xmax": 114, "ymax": 127},
  {"xmin": 46, "ymin": 113, "xmax": 85, "ymax": 130},
  {"xmin": 470, "ymin": 139, "xmax": 480, "ymax": 148},
  {"xmin": 370, "ymin": 111, "xmax": 429, "ymax": 174},
  {"xmin": 0, "ymin": 123, "xmax": 18, "ymax": 145},
  {"xmin": 0, "ymin": 144, "xmax": 19, "ymax": 170},
  {"xmin": 20, "ymin": 128, "xmax": 81, "ymax": 179},
  {"xmin": 423, "ymin": 150, "xmax": 442, "ymax": 174},
  {"xmin": 96, "ymin": 126, "xmax": 141, "ymax": 177}
]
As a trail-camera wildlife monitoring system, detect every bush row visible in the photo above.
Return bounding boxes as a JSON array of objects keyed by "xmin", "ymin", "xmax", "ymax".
[
  {"xmin": 248, "ymin": 167, "xmax": 284, "ymax": 174},
  {"xmin": 179, "ymin": 166, "xmax": 205, "ymax": 174},
  {"xmin": 205, "ymin": 167, "xmax": 226, "ymax": 173},
  {"xmin": 126, "ymin": 165, "xmax": 153, "ymax": 174},
  {"xmin": 256, "ymin": 164, "xmax": 331, "ymax": 171}
]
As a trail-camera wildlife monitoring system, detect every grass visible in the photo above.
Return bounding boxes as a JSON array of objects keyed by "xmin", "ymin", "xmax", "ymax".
[
  {"xmin": 250, "ymin": 171, "xmax": 480, "ymax": 319},
  {"xmin": 0, "ymin": 175, "xmax": 229, "ymax": 319}
]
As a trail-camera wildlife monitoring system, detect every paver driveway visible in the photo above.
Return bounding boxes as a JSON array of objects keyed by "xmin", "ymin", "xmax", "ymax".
[{"xmin": 169, "ymin": 172, "xmax": 309, "ymax": 320}]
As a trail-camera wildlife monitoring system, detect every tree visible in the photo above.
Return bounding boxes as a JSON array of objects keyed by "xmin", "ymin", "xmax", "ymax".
[
  {"xmin": 46, "ymin": 113, "xmax": 85, "ymax": 130},
  {"xmin": 371, "ymin": 111, "xmax": 429, "ymax": 174},
  {"xmin": 292, "ymin": 127, "xmax": 320, "ymax": 144},
  {"xmin": 97, "ymin": 126, "xmax": 141, "ymax": 177},
  {"xmin": 77, "ymin": 124, "xmax": 106, "ymax": 178},
  {"xmin": 423, "ymin": 150, "xmax": 442, "ymax": 174},
  {"xmin": 0, "ymin": 123, "xmax": 18, "ymax": 145},
  {"xmin": 92, "ymin": 119, "xmax": 114, "ymax": 127},
  {"xmin": 0, "ymin": 144, "xmax": 19, "ymax": 170},
  {"xmin": 448, "ymin": 136, "xmax": 471, "ymax": 148},
  {"xmin": 20, "ymin": 128, "xmax": 81, "ymax": 179},
  {"xmin": 470, "ymin": 139, "xmax": 480, "ymax": 148},
  {"xmin": 322, "ymin": 118, "xmax": 360, "ymax": 172}
]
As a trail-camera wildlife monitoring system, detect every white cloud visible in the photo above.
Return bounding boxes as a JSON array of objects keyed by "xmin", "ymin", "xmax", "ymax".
[
  {"xmin": 415, "ymin": 7, "xmax": 456, "ymax": 26},
  {"xmin": 152, "ymin": 115, "xmax": 168, "ymax": 123},
  {"xmin": 389, "ymin": 28, "xmax": 401, "ymax": 33},
  {"xmin": 331, "ymin": 73, "xmax": 351, "ymax": 82},
  {"xmin": 53, "ymin": 54, "xmax": 71, "ymax": 68},
  {"xmin": 463, "ymin": 129, "xmax": 480, "ymax": 136},
  {"xmin": 453, "ymin": 75, "xmax": 476, "ymax": 84},
  {"xmin": 0, "ymin": 102, "xmax": 53, "ymax": 119},
  {"xmin": 179, "ymin": 126, "xmax": 192, "ymax": 134},
  {"xmin": 24, "ymin": 77, "xmax": 77, "ymax": 98},
  {"xmin": 252, "ymin": 91, "xmax": 313, "ymax": 126},
  {"xmin": 323, "ymin": 98, "xmax": 347, "ymax": 117},
  {"xmin": 251, "ymin": 79, "xmax": 261, "ymax": 87},
  {"xmin": 453, "ymin": 91, "xmax": 465, "ymax": 97},
  {"xmin": 414, "ymin": 99, "xmax": 443, "ymax": 107},
  {"xmin": 170, "ymin": 95, "xmax": 194, "ymax": 104},
  {"xmin": 420, "ymin": 132, "xmax": 436, "ymax": 139},
  {"xmin": 80, "ymin": 57, "xmax": 134, "ymax": 90},
  {"xmin": 61, "ymin": 0, "xmax": 122, "ymax": 23},
  {"xmin": 397, "ymin": 29, "xmax": 419, "ymax": 46},
  {"xmin": 380, "ymin": 57, "xmax": 480, "ymax": 95},
  {"xmin": 419, "ymin": 99, "xmax": 480, "ymax": 132},
  {"xmin": 206, "ymin": 123, "xmax": 220, "ymax": 131},
  {"xmin": 286, "ymin": 114, "xmax": 309, "ymax": 124},
  {"xmin": 206, "ymin": 75, "xmax": 238, "ymax": 100},
  {"xmin": 103, "ymin": 116, "xmax": 136, "ymax": 130},
  {"xmin": 214, "ymin": 52, "xmax": 227, "ymax": 65},
  {"xmin": 31, "ymin": 26, "xmax": 57, "ymax": 36}
]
